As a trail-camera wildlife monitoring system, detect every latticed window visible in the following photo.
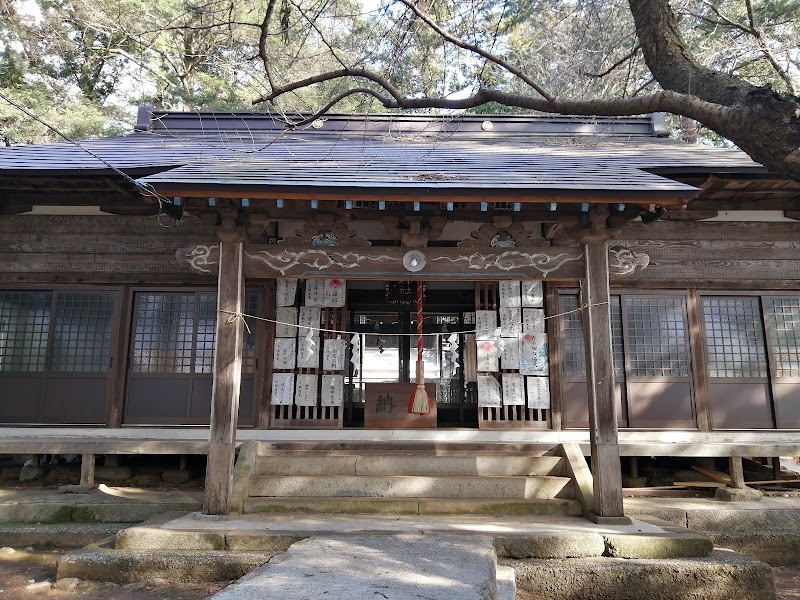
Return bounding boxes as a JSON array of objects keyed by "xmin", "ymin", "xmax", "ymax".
[
  {"xmin": 766, "ymin": 298, "xmax": 800, "ymax": 377},
  {"xmin": 625, "ymin": 297, "xmax": 689, "ymax": 377},
  {"xmin": 560, "ymin": 294, "xmax": 624, "ymax": 377},
  {"xmin": 0, "ymin": 291, "xmax": 51, "ymax": 372},
  {"xmin": 0, "ymin": 290, "xmax": 114, "ymax": 374},
  {"xmin": 703, "ymin": 297, "xmax": 767, "ymax": 378},
  {"xmin": 131, "ymin": 291, "xmax": 258, "ymax": 376}
]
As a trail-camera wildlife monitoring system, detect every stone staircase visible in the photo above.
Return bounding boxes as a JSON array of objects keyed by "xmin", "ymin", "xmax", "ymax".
[{"xmin": 238, "ymin": 441, "xmax": 583, "ymax": 517}]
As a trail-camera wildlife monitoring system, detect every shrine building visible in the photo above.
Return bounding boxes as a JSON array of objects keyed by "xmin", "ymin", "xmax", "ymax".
[{"xmin": 1, "ymin": 109, "xmax": 799, "ymax": 517}]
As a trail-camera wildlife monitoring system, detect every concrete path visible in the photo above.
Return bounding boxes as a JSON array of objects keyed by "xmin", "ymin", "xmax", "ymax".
[{"xmin": 210, "ymin": 534, "xmax": 500, "ymax": 600}]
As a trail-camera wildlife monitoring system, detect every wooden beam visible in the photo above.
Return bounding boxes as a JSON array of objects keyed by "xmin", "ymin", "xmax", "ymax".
[
  {"xmin": 203, "ymin": 234, "xmax": 245, "ymax": 515},
  {"xmin": 146, "ymin": 186, "xmax": 692, "ymax": 208},
  {"xmin": 582, "ymin": 239, "xmax": 625, "ymax": 519}
]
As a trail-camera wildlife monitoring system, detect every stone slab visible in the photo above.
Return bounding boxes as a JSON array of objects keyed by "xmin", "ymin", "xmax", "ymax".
[
  {"xmin": 210, "ymin": 534, "xmax": 497, "ymax": 600},
  {"xmin": 496, "ymin": 565, "xmax": 516, "ymax": 600},
  {"xmin": 509, "ymin": 549, "xmax": 774, "ymax": 600}
]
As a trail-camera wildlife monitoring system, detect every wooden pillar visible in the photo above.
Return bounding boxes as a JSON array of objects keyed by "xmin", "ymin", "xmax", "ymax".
[
  {"xmin": 581, "ymin": 239, "xmax": 625, "ymax": 519},
  {"xmin": 729, "ymin": 456, "xmax": 745, "ymax": 489},
  {"xmin": 203, "ymin": 234, "xmax": 245, "ymax": 515},
  {"xmin": 80, "ymin": 454, "xmax": 95, "ymax": 487}
]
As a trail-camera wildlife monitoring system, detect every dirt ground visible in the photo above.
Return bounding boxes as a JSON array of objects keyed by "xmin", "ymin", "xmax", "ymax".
[{"xmin": 0, "ymin": 549, "xmax": 229, "ymax": 600}]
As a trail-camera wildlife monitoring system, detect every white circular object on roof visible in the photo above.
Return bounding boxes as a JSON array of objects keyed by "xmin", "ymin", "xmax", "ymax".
[
  {"xmin": 402, "ymin": 250, "xmax": 426, "ymax": 272},
  {"xmin": 481, "ymin": 120, "xmax": 494, "ymax": 131},
  {"xmin": 311, "ymin": 119, "xmax": 324, "ymax": 129}
]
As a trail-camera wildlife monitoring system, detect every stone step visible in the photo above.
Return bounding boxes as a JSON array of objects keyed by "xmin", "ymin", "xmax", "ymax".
[
  {"xmin": 254, "ymin": 454, "xmax": 565, "ymax": 477},
  {"xmin": 508, "ymin": 550, "xmax": 773, "ymax": 600},
  {"xmin": 242, "ymin": 496, "xmax": 582, "ymax": 516},
  {"xmin": 248, "ymin": 474, "xmax": 574, "ymax": 500},
  {"xmin": 0, "ymin": 523, "xmax": 129, "ymax": 549}
]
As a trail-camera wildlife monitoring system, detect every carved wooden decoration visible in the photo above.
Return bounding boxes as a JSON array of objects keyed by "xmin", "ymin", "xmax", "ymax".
[
  {"xmin": 458, "ymin": 221, "xmax": 549, "ymax": 248},
  {"xmin": 176, "ymin": 243, "xmax": 651, "ymax": 280},
  {"xmin": 278, "ymin": 219, "xmax": 370, "ymax": 247}
]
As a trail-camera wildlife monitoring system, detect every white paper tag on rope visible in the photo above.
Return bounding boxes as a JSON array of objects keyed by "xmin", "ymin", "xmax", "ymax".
[
  {"xmin": 476, "ymin": 338, "xmax": 499, "ymax": 372},
  {"xmin": 520, "ymin": 333, "xmax": 549, "ymax": 376},
  {"xmin": 476, "ymin": 310, "xmax": 497, "ymax": 339},
  {"xmin": 323, "ymin": 338, "xmax": 346, "ymax": 371},
  {"xmin": 297, "ymin": 334, "xmax": 320, "ymax": 368},
  {"xmin": 522, "ymin": 280, "xmax": 544, "ymax": 307},
  {"xmin": 294, "ymin": 374, "xmax": 318, "ymax": 406},
  {"xmin": 271, "ymin": 373, "xmax": 295, "ymax": 405},
  {"xmin": 276, "ymin": 279, "xmax": 297, "ymax": 307},
  {"xmin": 298, "ymin": 307, "xmax": 321, "ymax": 337},
  {"xmin": 304, "ymin": 279, "xmax": 346, "ymax": 307},
  {"xmin": 527, "ymin": 376, "xmax": 551, "ymax": 409},
  {"xmin": 273, "ymin": 338, "xmax": 296, "ymax": 370},
  {"xmin": 502, "ymin": 373, "xmax": 526, "ymax": 405},
  {"xmin": 499, "ymin": 307, "xmax": 522, "ymax": 338},
  {"xmin": 523, "ymin": 308, "xmax": 546, "ymax": 334},
  {"xmin": 500, "ymin": 338, "xmax": 521, "ymax": 370},
  {"xmin": 275, "ymin": 307, "xmax": 298, "ymax": 338},
  {"xmin": 320, "ymin": 375, "xmax": 344, "ymax": 406}
]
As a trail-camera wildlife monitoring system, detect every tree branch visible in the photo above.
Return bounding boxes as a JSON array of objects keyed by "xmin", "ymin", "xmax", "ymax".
[
  {"xmin": 585, "ymin": 44, "xmax": 641, "ymax": 78},
  {"xmin": 395, "ymin": 0, "xmax": 553, "ymax": 102}
]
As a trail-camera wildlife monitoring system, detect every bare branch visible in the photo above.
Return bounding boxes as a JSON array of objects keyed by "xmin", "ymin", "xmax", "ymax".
[
  {"xmin": 585, "ymin": 44, "xmax": 641, "ymax": 78},
  {"xmin": 745, "ymin": 0, "xmax": 795, "ymax": 94},
  {"xmin": 395, "ymin": 0, "xmax": 553, "ymax": 102}
]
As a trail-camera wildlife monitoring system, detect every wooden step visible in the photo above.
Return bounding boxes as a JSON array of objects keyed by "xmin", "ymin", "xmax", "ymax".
[
  {"xmin": 248, "ymin": 474, "xmax": 574, "ymax": 500},
  {"xmin": 254, "ymin": 455, "xmax": 565, "ymax": 477},
  {"xmin": 256, "ymin": 441, "xmax": 560, "ymax": 457},
  {"xmin": 241, "ymin": 496, "xmax": 582, "ymax": 516}
]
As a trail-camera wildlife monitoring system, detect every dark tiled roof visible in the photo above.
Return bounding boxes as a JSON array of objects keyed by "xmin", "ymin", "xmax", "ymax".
[{"xmin": 0, "ymin": 113, "xmax": 763, "ymax": 197}]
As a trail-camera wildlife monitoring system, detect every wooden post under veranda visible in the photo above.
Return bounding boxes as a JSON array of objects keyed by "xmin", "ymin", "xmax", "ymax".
[
  {"xmin": 581, "ymin": 239, "xmax": 627, "ymax": 521},
  {"xmin": 203, "ymin": 234, "xmax": 245, "ymax": 515}
]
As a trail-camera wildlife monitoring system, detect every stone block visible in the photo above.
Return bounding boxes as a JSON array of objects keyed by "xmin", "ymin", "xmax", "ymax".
[
  {"xmin": 714, "ymin": 531, "xmax": 800, "ymax": 566},
  {"xmin": 95, "ymin": 466, "xmax": 133, "ymax": 482},
  {"xmin": 19, "ymin": 465, "xmax": 47, "ymax": 482},
  {"xmin": 495, "ymin": 532, "xmax": 605, "ymax": 559},
  {"xmin": 162, "ymin": 469, "xmax": 193, "ymax": 484},
  {"xmin": 715, "ymin": 487, "xmax": 763, "ymax": 503},
  {"xmin": 603, "ymin": 532, "xmax": 714, "ymax": 559},
  {"xmin": 57, "ymin": 548, "xmax": 273, "ymax": 583},
  {"xmin": 225, "ymin": 533, "xmax": 302, "ymax": 552},
  {"xmin": 115, "ymin": 527, "xmax": 225, "ymax": 551},
  {"xmin": 511, "ymin": 550, "xmax": 774, "ymax": 600}
]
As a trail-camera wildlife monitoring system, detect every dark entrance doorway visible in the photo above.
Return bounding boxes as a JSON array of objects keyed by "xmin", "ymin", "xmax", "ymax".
[{"xmin": 345, "ymin": 282, "xmax": 477, "ymax": 428}]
